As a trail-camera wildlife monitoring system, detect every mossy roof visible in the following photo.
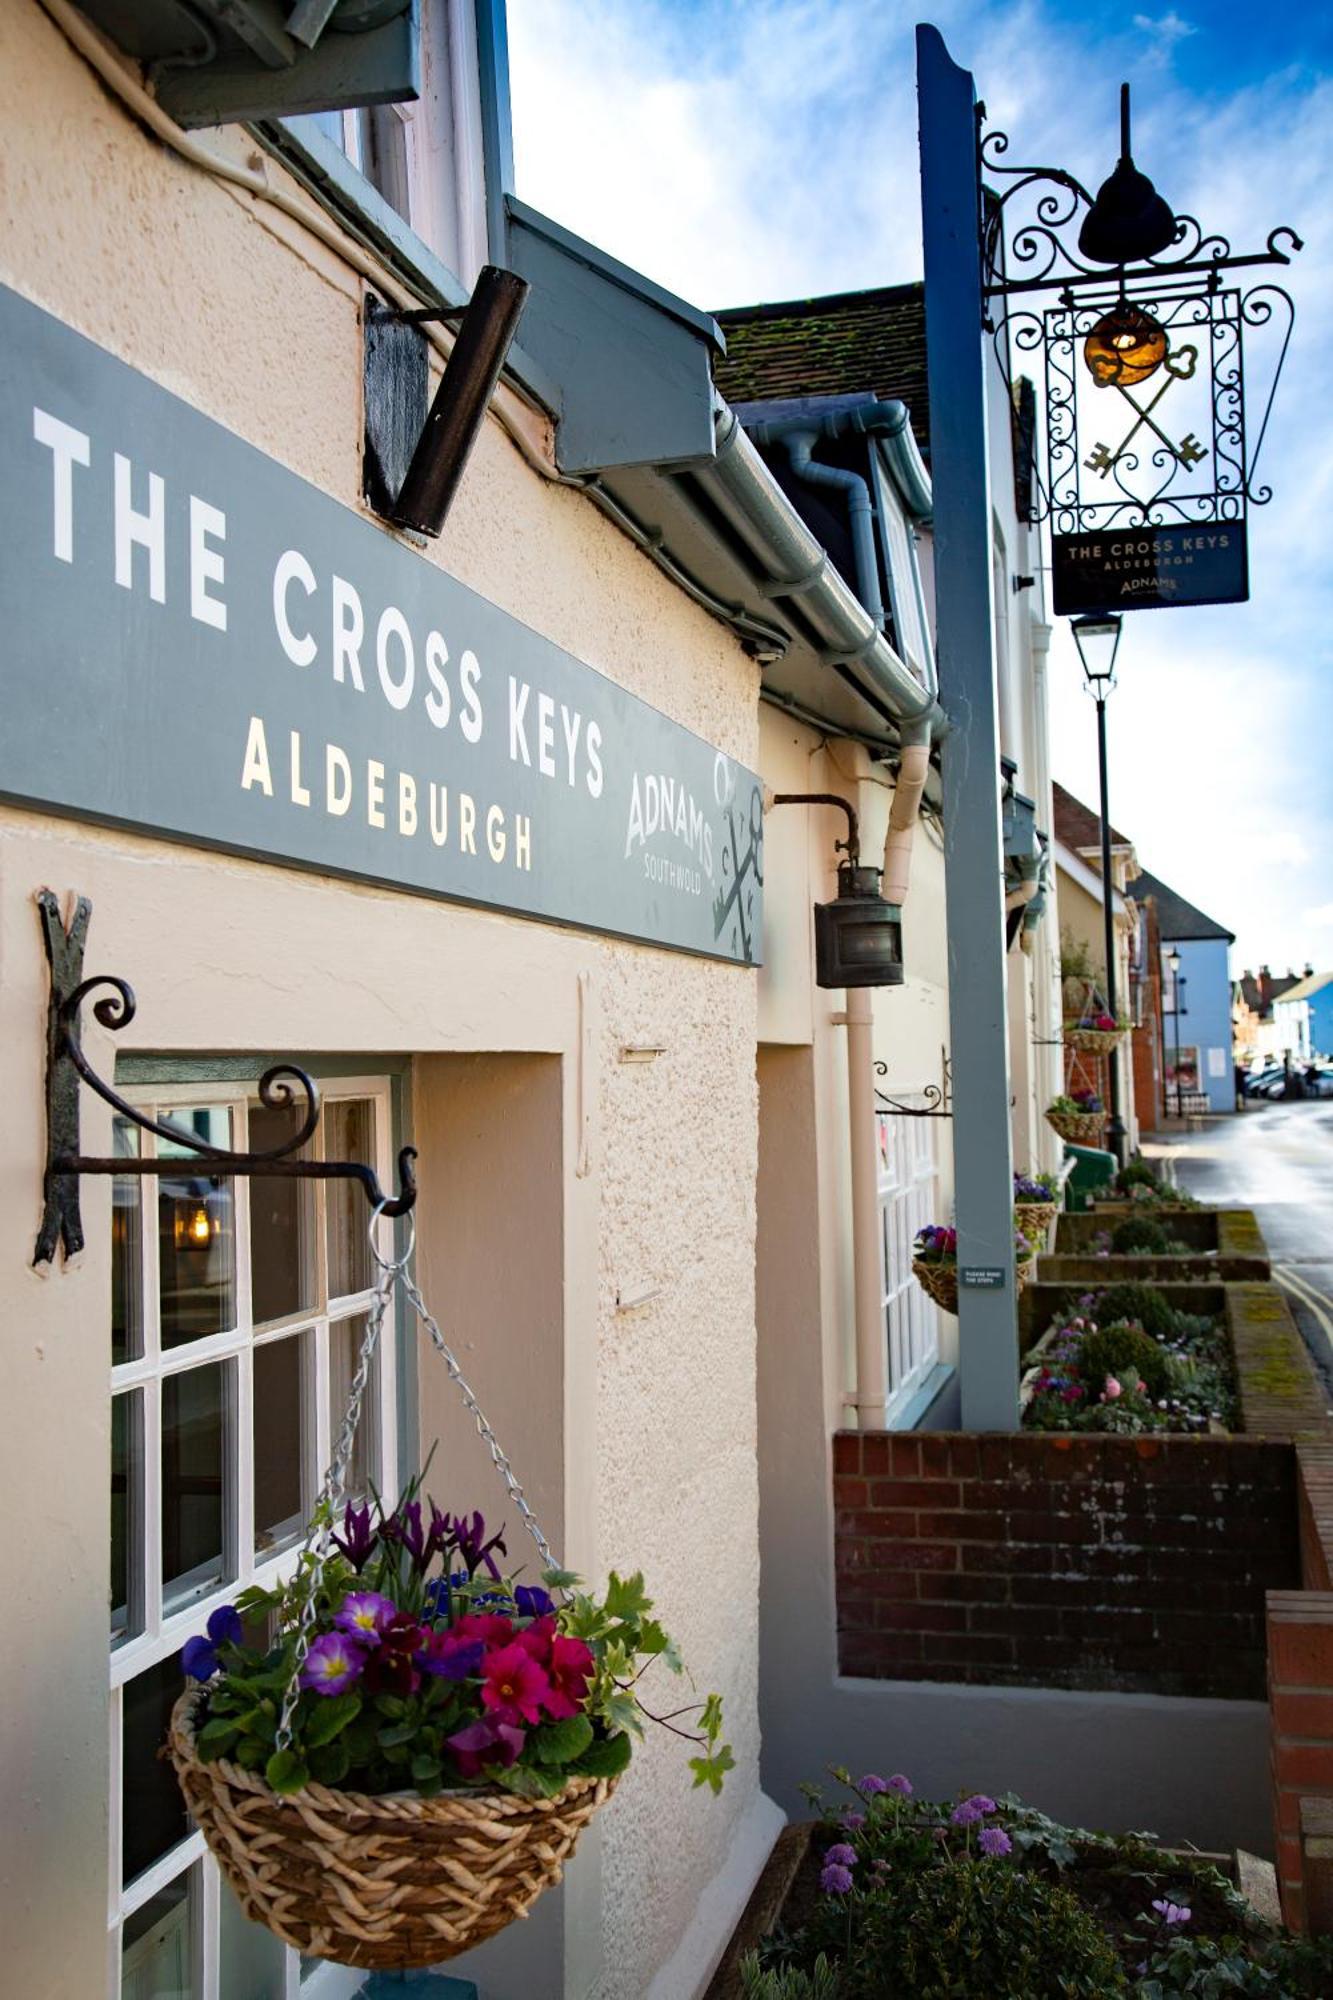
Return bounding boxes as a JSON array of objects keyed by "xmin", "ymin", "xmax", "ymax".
[{"xmin": 712, "ymin": 282, "xmax": 929, "ymax": 455}]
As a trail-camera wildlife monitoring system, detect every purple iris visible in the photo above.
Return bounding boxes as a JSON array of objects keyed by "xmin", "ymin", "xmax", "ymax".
[
  {"xmin": 515, "ymin": 1585, "xmax": 554, "ymax": 1619},
  {"xmin": 331, "ymin": 1500, "xmax": 378, "ymax": 1571},
  {"xmin": 181, "ymin": 1604, "xmax": 243, "ymax": 1681},
  {"xmin": 450, "ymin": 1509, "xmax": 508, "ymax": 1581},
  {"xmin": 382, "ymin": 1499, "xmax": 452, "ymax": 1573}
]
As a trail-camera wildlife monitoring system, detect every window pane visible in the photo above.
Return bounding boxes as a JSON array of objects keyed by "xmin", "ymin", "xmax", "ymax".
[
  {"xmin": 121, "ymin": 1872, "xmax": 194, "ymax": 2000},
  {"xmin": 326, "ymin": 1099, "xmax": 375, "ymax": 1299},
  {"xmin": 219, "ymin": 1867, "xmax": 285, "ymax": 1998},
  {"xmin": 112, "ymin": 1390, "xmax": 143, "ymax": 1646},
  {"xmin": 113, "ymin": 1118, "xmax": 144, "ymax": 1365},
  {"xmin": 254, "ymin": 1335, "xmax": 308, "ymax": 1560},
  {"xmin": 249, "ymin": 1097, "xmax": 315, "ymax": 1326},
  {"xmin": 162, "ymin": 1363, "xmax": 230, "ymax": 1611},
  {"xmin": 330, "ymin": 1314, "xmax": 380, "ymax": 1502},
  {"xmin": 158, "ymin": 1109, "xmax": 236, "ymax": 1348},
  {"xmin": 122, "ymin": 1658, "xmax": 192, "ymax": 1885}
]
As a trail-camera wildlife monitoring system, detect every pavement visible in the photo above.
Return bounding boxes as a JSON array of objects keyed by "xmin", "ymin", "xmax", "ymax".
[{"xmin": 1145, "ymin": 1100, "xmax": 1333, "ymax": 1404}]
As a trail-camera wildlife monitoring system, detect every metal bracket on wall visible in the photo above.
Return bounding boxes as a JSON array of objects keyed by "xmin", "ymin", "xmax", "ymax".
[
  {"xmin": 33, "ymin": 891, "xmax": 417, "ymax": 1267},
  {"xmin": 874, "ymin": 1045, "xmax": 953, "ymax": 1119}
]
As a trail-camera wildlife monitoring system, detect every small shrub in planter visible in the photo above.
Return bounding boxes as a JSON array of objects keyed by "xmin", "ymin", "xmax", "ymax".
[
  {"xmin": 1092, "ymin": 1280, "xmax": 1176, "ymax": 1339},
  {"xmin": 1111, "ymin": 1216, "xmax": 1185, "ymax": 1256},
  {"xmin": 1078, "ymin": 1321, "xmax": 1172, "ymax": 1401}
]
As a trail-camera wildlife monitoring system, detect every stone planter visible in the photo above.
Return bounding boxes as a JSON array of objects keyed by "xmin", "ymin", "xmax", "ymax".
[{"xmin": 1039, "ymin": 1206, "xmax": 1271, "ymax": 1284}]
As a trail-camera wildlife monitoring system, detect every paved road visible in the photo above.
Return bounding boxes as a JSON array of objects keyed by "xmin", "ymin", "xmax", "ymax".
[{"xmin": 1148, "ymin": 1101, "xmax": 1333, "ymax": 1400}]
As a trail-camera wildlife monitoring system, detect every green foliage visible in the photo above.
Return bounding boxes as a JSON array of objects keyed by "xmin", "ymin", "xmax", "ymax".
[
  {"xmin": 1078, "ymin": 1320, "xmax": 1172, "ymax": 1400},
  {"xmin": 1118, "ymin": 1158, "xmax": 1164, "ymax": 1193},
  {"xmin": 740, "ymin": 1953, "xmax": 841, "ymax": 1999},
  {"xmin": 1112, "ymin": 1217, "xmax": 1177, "ymax": 1255},
  {"xmin": 846, "ymin": 1859, "xmax": 1127, "ymax": 1999},
  {"xmin": 1089, "ymin": 1281, "xmax": 1176, "ymax": 1339}
]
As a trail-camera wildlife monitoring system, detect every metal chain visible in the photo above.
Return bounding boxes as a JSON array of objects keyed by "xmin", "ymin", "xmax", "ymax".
[{"xmin": 274, "ymin": 1203, "xmax": 560, "ymax": 1752}]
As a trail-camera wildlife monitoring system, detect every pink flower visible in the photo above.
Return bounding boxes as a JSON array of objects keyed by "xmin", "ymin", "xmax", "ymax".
[
  {"xmin": 516, "ymin": 1614, "xmax": 556, "ymax": 1664},
  {"xmin": 481, "ymin": 1642, "xmax": 553, "ymax": 1725},
  {"xmin": 542, "ymin": 1634, "xmax": 596, "ymax": 1720},
  {"xmin": 453, "ymin": 1611, "xmax": 515, "ymax": 1647},
  {"xmin": 1104, "ymin": 1376, "xmax": 1122, "ymax": 1400}
]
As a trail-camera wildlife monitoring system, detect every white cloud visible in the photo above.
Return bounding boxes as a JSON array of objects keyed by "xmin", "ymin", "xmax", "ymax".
[
  {"xmin": 1306, "ymin": 905, "xmax": 1333, "ymax": 929},
  {"xmin": 507, "ymin": 0, "xmax": 1333, "ymax": 969}
]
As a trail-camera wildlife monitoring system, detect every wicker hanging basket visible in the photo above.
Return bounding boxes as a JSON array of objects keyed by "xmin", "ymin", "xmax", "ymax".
[
  {"xmin": 1045, "ymin": 1108, "xmax": 1107, "ymax": 1144},
  {"xmin": 1062, "ymin": 1023, "xmax": 1128, "ymax": 1055},
  {"xmin": 1013, "ymin": 1200, "xmax": 1058, "ymax": 1242},
  {"xmin": 1015, "ymin": 1253, "xmax": 1036, "ymax": 1295},
  {"xmin": 912, "ymin": 1258, "xmax": 959, "ymax": 1315},
  {"xmin": 168, "ymin": 1689, "xmax": 617, "ymax": 1970}
]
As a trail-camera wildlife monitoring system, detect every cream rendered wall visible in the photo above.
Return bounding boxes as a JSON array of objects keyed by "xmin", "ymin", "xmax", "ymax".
[{"xmin": 0, "ymin": 10, "xmax": 778, "ymax": 1998}]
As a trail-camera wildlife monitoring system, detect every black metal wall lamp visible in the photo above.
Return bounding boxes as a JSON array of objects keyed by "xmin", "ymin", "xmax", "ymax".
[{"xmin": 33, "ymin": 890, "xmax": 417, "ymax": 1267}]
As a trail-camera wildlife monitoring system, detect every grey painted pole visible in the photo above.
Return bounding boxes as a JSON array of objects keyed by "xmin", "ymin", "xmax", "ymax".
[
  {"xmin": 1096, "ymin": 692, "xmax": 1128, "ymax": 1165},
  {"xmin": 917, "ymin": 24, "xmax": 1019, "ymax": 1430}
]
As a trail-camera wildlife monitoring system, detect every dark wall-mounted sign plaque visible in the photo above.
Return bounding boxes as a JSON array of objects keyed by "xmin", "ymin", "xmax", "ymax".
[
  {"xmin": 1052, "ymin": 522, "xmax": 1248, "ymax": 615},
  {"xmin": 0, "ymin": 285, "xmax": 763, "ymax": 965}
]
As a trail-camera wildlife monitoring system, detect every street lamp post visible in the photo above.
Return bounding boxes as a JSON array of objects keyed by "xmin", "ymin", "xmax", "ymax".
[
  {"xmin": 1071, "ymin": 613, "xmax": 1127, "ymax": 1167},
  {"xmin": 1167, "ymin": 947, "xmax": 1183, "ymax": 1118}
]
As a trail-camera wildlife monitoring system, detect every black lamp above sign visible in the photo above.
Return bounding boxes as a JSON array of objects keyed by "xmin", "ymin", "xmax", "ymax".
[
  {"xmin": 771, "ymin": 793, "xmax": 904, "ymax": 989},
  {"xmin": 979, "ymin": 83, "xmax": 1301, "ymax": 617}
]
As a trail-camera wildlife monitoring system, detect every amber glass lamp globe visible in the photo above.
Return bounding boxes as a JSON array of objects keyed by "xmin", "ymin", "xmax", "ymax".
[{"xmin": 1083, "ymin": 306, "xmax": 1168, "ymax": 388}]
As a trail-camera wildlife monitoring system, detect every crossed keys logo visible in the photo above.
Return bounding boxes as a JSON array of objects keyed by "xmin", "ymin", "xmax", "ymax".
[{"xmin": 1080, "ymin": 305, "xmax": 1206, "ymax": 481}]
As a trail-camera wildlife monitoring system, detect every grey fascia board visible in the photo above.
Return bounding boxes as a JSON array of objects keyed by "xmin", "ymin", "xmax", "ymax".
[
  {"xmin": 254, "ymin": 119, "xmax": 560, "ymax": 416},
  {"xmin": 504, "ymin": 195, "xmax": 725, "ymax": 351}
]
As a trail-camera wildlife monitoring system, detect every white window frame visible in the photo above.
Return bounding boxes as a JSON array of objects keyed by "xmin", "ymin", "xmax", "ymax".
[
  {"xmin": 108, "ymin": 1075, "xmax": 398, "ymax": 2000},
  {"xmin": 876, "ymin": 1104, "xmax": 942, "ymax": 1423}
]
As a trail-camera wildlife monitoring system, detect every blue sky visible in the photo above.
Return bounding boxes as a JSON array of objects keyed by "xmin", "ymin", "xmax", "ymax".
[{"xmin": 507, "ymin": 1, "xmax": 1331, "ymax": 973}]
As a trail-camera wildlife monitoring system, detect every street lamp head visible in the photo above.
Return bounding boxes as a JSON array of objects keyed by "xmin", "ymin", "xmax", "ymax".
[
  {"xmin": 1077, "ymin": 84, "xmax": 1178, "ymax": 267},
  {"xmin": 1071, "ymin": 611, "xmax": 1123, "ymax": 693},
  {"xmin": 1167, "ymin": 948, "xmax": 1182, "ymax": 972}
]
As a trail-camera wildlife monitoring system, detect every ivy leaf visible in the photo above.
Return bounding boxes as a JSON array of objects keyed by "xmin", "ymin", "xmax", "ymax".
[
  {"xmin": 688, "ymin": 1743, "xmax": 735, "ymax": 1796},
  {"xmin": 574, "ymin": 1732, "xmax": 633, "ymax": 1780},
  {"xmin": 698, "ymin": 1693, "xmax": 725, "ymax": 1746},
  {"xmin": 636, "ymin": 1620, "xmax": 683, "ymax": 1673},
  {"xmin": 604, "ymin": 1572, "xmax": 652, "ymax": 1623},
  {"xmin": 542, "ymin": 1566, "xmax": 582, "ymax": 1592},
  {"xmin": 265, "ymin": 1749, "xmax": 310, "ymax": 1796},
  {"xmin": 599, "ymin": 1689, "xmax": 642, "ymax": 1739},
  {"xmin": 530, "ymin": 1716, "xmax": 594, "ymax": 1766},
  {"xmin": 305, "ymin": 1693, "xmax": 361, "ymax": 1748}
]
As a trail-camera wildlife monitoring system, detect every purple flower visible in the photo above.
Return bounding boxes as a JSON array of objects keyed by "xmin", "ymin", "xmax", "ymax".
[
  {"xmin": 416, "ymin": 1629, "xmax": 486, "ymax": 1681},
  {"xmin": 331, "ymin": 1500, "xmax": 377, "ymax": 1571},
  {"xmin": 299, "ymin": 1631, "xmax": 368, "ymax": 1695},
  {"xmin": 180, "ymin": 1604, "xmax": 244, "ymax": 1682},
  {"xmin": 966, "ymin": 1794, "xmax": 996, "ymax": 1815},
  {"xmin": 335, "ymin": 1591, "xmax": 397, "ymax": 1641},
  {"xmin": 978, "ymin": 1826, "xmax": 1012, "ymax": 1857},
  {"xmin": 1152, "ymin": 1899, "xmax": 1191, "ymax": 1926},
  {"xmin": 887, "ymin": 1774, "xmax": 913, "ymax": 1796},
  {"xmin": 951, "ymin": 1800, "xmax": 984, "ymax": 1827},
  {"xmin": 820, "ymin": 1862, "xmax": 854, "ymax": 1895},
  {"xmin": 824, "ymin": 1843, "xmax": 858, "ymax": 1868},
  {"xmin": 515, "ymin": 1584, "xmax": 555, "ymax": 1619},
  {"xmin": 859, "ymin": 1773, "xmax": 889, "ymax": 1794},
  {"xmin": 841, "ymin": 1810, "xmax": 866, "ymax": 1831},
  {"xmin": 449, "ymin": 1509, "xmax": 508, "ymax": 1581}
]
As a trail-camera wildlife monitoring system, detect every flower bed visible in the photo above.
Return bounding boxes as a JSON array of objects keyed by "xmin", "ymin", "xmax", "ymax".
[
  {"xmin": 1041, "ymin": 1207, "xmax": 1271, "ymax": 1284},
  {"xmin": 725, "ymin": 1775, "xmax": 1331, "ymax": 1999},
  {"xmin": 1021, "ymin": 1290, "xmax": 1238, "ymax": 1434}
]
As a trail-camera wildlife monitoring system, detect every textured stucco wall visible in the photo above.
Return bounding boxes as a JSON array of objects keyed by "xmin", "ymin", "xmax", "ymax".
[{"xmin": 0, "ymin": 10, "xmax": 768, "ymax": 1997}]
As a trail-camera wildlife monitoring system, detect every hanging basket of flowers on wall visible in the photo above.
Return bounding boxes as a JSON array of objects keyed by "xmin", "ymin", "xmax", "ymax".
[
  {"xmin": 1060, "ymin": 967, "xmax": 1130, "ymax": 1055},
  {"xmin": 168, "ymin": 1217, "xmax": 730, "ymax": 1972},
  {"xmin": 1013, "ymin": 1171, "xmax": 1060, "ymax": 1243},
  {"xmin": 1045, "ymin": 1092, "xmax": 1107, "ymax": 1145},
  {"xmin": 912, "ymin": 1225, "xmax": 1036, "ymax": 1316}
]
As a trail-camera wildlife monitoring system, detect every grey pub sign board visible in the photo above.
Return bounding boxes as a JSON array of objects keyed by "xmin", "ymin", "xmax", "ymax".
[{"xmin": 0, "ymin": 285, "xmax": 763, "ymax": 965}]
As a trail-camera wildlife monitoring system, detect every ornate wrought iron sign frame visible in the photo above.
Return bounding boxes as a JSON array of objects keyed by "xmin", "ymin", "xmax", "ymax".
[
  {"xmin": 977, "ymin": 99, "xmax": 1300, "ymax": 614},
  {"xmin": 34, "ymin": 890, "xmax": 418, "ymax": 1266}
]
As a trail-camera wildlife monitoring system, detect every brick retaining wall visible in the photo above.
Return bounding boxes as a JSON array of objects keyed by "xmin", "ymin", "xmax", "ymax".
[{"xmin": 835, "ymin": 1430, "xmax": 1299, "ymax": 1700}]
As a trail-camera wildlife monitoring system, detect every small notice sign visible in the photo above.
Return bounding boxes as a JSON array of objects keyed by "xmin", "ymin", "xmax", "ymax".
[
  {"xmin": 1052, "ymin": 521, "xmax": 1248, "ymax": 614},
  {"xmin": 960, "ymin": 1267, "xmax": 1007, "ymax": 1289}
]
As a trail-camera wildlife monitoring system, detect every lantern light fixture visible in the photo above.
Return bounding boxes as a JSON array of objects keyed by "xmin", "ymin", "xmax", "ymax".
[
  {"xmin": 1077, "ymin": 84, "xmax": 1178, "ymax": 267},
  {"xmin": 1083, "ymin": 305, "xmax": 1168, "ymax": 388},
  {"xmin": 770, "ymin": 792, "xmax": 905, "ymax": 989},
  {"xmin": 1071, "ymin": 612, "xmax": 1123, "ymax": 693}
]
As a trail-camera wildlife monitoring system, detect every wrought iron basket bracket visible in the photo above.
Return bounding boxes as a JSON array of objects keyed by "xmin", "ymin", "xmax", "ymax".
[
  {"xmin": 874, "ymin": 1046, "xmax": 953, "ymax": 1120},
  {"xmin": 33, "ymin": 890, "xmax": 418, "ymax": 1268}
]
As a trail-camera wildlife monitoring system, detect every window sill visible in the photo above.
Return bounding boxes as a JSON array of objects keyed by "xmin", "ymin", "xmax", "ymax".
[{"xmin": 885, "ymin": 1361, "xmax": 956, "ymax": 1432}]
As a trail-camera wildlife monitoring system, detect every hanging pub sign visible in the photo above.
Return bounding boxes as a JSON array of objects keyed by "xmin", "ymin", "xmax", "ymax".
[
  {"xmin": 0, "ymin": 285, "xmax": 763, "ymax": 965},
  {"xmin": 978, "ymin": 86, "xmax": 1299, "ymax": 619}
]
